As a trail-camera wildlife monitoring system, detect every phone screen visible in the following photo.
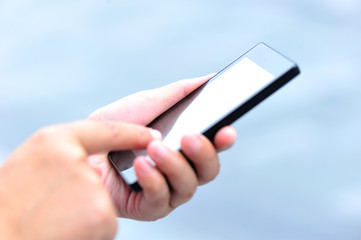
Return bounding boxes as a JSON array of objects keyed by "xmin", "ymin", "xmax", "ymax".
[{"xmin": 109, "ymin": 43, "xmax": 300, "ymax": 191}]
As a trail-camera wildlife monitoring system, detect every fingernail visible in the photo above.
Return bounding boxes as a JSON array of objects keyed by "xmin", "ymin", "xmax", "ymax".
[
  {"xmin": 149, "ymin": 140, "xmax": 167, "ymax": 163},
  {"xmin": 149, "ymin": 129, "xmax": 162, "ymax": 140}
]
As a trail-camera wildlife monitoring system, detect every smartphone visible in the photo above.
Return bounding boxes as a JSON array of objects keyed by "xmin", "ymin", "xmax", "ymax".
[{"xmin": 108, "ymin": 43, "xmax": 300, "ymax": 192}]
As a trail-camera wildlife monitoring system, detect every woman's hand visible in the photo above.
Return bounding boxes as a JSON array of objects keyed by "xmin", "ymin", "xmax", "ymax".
[
  {"xmin": 0, "ymin": 121, "xmax": 159, "ymax": 240},
  {"xmin": 88, "ymin": 75, "xmax": 237, "ymax": 221}
]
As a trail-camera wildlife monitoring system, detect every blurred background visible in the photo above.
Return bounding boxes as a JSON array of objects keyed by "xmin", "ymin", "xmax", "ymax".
[{"xmin": 0, "ymin": 0, "xmax": 360, "ymax": 239}]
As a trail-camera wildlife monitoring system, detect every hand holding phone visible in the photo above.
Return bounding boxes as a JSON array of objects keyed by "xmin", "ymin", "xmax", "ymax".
[{"xmin": 109, "ymin": 43, "xmax": 300, "ymax": 191}]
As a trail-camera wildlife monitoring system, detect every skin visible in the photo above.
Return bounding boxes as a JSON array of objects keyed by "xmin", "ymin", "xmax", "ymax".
[
  {"xmin": 0, "ymin": 121, "xmax": 157, "ymax": 240},
  {"xmin": 0, "ymin": 75, "xmax": 237, "ymax": 239},
  {"xmin": 88, "ymin": 74, "xmax": 237, "ymax": 220}
]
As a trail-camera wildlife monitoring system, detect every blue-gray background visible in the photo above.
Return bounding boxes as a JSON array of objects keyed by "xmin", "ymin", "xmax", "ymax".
[{"xmin": 1, "ymin": 1, "xmax": 360, "ymax": 239}]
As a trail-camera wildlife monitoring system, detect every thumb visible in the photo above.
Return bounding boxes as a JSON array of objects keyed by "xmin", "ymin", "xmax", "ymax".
[{"xmin": 89, "ymin": 74, "xmax": 215, "ymax": 126}]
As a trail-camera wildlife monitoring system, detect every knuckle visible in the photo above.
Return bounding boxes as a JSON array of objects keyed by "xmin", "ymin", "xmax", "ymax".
[
  {"xmin": 181, "ymin": 186, "xmax": 196, "ymax": 201},
  {"xmin": 101, "ymin": 121, "xmax": 124, "ymax": 145},
  {"xmin": 103, "ymin": 121, "xmax": 118, "ymax": 135},
  {"xmin": 199, "ymin": 163, "xmax": 220, "ymax": 185},
  {"xmin": 149, "ymin": 196, "xmax": 167, "ymax": 211},
  {"xmin": 147, "ymin": 181, "xmax": 165, "ymax": 199},
  {"xmin": 66, "ymin": 147, "xmax": 87, "ymax": 162},
  {"xmin": 28, "ymin": 126, "xmax": 63, "ymax": 157},
  {"xmin": 31, "ymin": 126, "xmax": 58, "ymax": 144},
  {"xmin": 30, "ymin": 125, "xmax": 87, "ymax": 162},
  {"xmin": 169, "ymin": 186, "xmax": 196, "ymax": 210},
  {"xmin": 164, "ymin": 163, "xmax": 186, "ymax": 182},
  {"xmin": 144, "ymin": 184, "xmax": 169, "ymax": 210},
  {"xmin": 165, "ymin": 164, "xmax": 181, "ymax": 178}
]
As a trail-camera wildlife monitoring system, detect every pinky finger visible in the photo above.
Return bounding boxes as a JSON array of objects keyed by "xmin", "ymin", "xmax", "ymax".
[{"xmin": 213, "ymin": 126, "xmax": 237, "ymax": 152}]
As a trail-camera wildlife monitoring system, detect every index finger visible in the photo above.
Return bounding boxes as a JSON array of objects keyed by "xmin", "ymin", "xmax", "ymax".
[{"xmin": 65, "ymin": 120, "xmax": 161, "ymax": 155}]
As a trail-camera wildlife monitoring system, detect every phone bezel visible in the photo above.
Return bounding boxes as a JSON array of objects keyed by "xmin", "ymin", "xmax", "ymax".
[
  {"xmin": 108, "ymin": 42, "xmax": 300, "ymax": 192},
  {"xmin": 201, "ymin": 43, "xmax": 300, "ymax": 140}
]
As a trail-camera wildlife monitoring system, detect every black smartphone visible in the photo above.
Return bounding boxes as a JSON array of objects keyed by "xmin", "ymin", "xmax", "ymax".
[{"xmin": 108, "ymin": 43, "xmax": 300, "ymax": 192}]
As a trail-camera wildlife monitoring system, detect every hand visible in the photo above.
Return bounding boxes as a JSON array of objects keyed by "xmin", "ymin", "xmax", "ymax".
[
  {"xmin": 0, "ymin": 121, "xmax": 159, "ymax": 240},
  {"xmin": 88, "ymin": 74, "xmax": 237, "ymax": 221}
]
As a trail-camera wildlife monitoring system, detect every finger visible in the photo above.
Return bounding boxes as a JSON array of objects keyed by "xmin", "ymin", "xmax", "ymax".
[
  {"xmin": 147, "ymin": 140, "xmax": 198, "ymax": 208},
  {"xmin": 133, "ymin": 156, "xmax": 171, "ymax": 220},
  {"xmin": 181, "ymin": 134, "xmax": 220, "ymax": 186},
  {"xmin": 89, "ymin": 74, "xmax": 215, "ymax": 125},
  {"xmin": 213, "ymin": 126, "xmax": 237, "ymax": 152},
  {"xmin": 65, "ymin": 120, "xmax": 161, "ymax": 155}
]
